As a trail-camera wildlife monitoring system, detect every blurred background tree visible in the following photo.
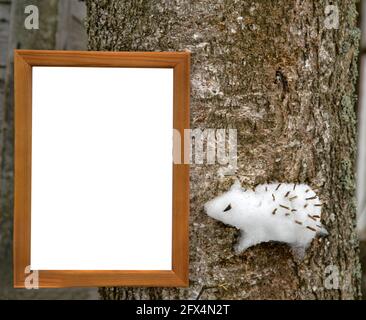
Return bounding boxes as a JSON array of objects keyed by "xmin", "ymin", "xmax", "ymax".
[{"xmin": 0, "ymin": 0, "xmax": 95, "ymax": 299}]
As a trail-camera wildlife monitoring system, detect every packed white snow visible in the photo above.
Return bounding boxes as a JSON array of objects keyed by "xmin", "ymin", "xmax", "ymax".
[{"xmin": 204, "ymin": 181, "xmax": 328, "ymax": 259}]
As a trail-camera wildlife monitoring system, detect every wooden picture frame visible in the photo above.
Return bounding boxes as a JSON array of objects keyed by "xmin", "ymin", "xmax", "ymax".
[{"xmin": 13, "ymin": 50, "xmax": 190, "ymax": 288}]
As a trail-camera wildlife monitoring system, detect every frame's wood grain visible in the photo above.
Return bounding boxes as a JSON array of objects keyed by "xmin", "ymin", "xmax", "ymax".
[{"xmin": 13, "ymin": 50, "xmax": 190, "ymax": 288}]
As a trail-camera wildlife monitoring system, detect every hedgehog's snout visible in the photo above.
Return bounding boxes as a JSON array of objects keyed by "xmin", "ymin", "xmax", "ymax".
[
  {"xmin": 204, "ymin": 199, "xmax": 219, "ymax": 219},
  {"xmin": 204, "ymin": 201, "xmax": 212, "ymax": 216}
]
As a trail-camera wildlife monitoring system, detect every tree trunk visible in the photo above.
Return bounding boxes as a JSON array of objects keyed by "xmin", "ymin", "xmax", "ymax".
[{"xmin": 86, "ymin": 0, "xmax": 362, "ymax": 299}]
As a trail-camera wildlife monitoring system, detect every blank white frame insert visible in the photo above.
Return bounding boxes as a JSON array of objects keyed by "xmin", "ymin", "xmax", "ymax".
[{"xmin": 30, "ymin": 67, "xmax": 173, "ymax": 270}]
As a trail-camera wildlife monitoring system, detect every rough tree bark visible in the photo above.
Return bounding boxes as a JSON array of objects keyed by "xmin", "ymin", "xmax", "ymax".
[{"xmin": 86, "ymin": 0, "xmax": 362, "ymax": 299}]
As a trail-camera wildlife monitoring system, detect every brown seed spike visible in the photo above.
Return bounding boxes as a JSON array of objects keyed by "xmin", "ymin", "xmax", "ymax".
[
  {"xmin": 272, "ymin": 208, "xmax": 277, "ymax": 215},
  {"xmin": 285, "ymin": 191, "xmax": 290, "ymax": 198},
  {"xmin": 289, "ymin": 195, "xmax": 298, "ymax": 201},
  {"xmin": 308, "ymin": 214, "xmax": 316, "ymax": 221},
  {"xmin": 295, "ymin": 220, "xmax": 303, "ymax": 225},
  {"xmin": 276, "ymin": 183, "xmax": 281, "ymax": 191},
  {"xmin": 272, "ymin": 194, "xmax": 275, "ymax": 201},
  {"xmin": 306, "ymin": 196, "xmax": 317, "ymax": 200},
  {"xmin": 291, "ymin": 209, "xmax": 297, "ymax": 212},
  {"xmin": 306, "ymin": 226, "xmax": 317, "ymax": 232},
  {"xmin": 279, "ymin": 204, "xmax": 290, "ymax": 210},
  {"xmin": 314, "ymin": 204, "xmax": 322, "ymax": 207},
  {"xmin": 305, "ymin": 189, "xmax": 310, "ymax": 193},
  {"xmin": 312, "ymin": 215, "xmax": 320, "ymax": 219},
  {"xmin": 304, "ymin": 204, "xmax": 308, "ymax": 208},
  {"xmin": 293, "ymin": 183, "xmax": 297, "ymax": 190},
  {"xmin": 285, "ymin": 213, "xmax": 290, "ymax": 216}
]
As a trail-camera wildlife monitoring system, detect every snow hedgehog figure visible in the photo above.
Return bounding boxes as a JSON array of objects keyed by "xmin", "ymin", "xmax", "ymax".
[{"xmin": 204, "ymin": 181, "xmax": 328, "ymax": 259}]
